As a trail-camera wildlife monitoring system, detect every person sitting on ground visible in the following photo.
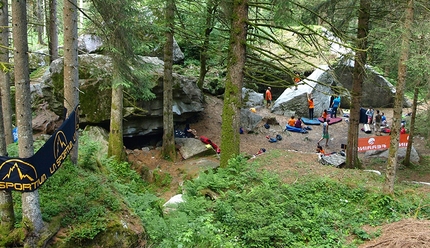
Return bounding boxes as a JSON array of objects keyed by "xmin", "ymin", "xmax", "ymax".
[
  {"xmin": 184, "ymin": 124, "xmax": 198, "ymax": 138},
  {"xmin": 288, "ymin": 116, "xmax": 296, "ymax": 126},
  {"xmin": 316, "ymin": 145, "xmax": 326, "ymax": 161},
  {"xmin": 295, "ymin": 117, "xmax": 303, "ymax": 129},
  {"xmin": 316, "ymin": 145, "xmax": 325, "ymax": 155},
  {"xmin": 321, "ymin": 109, "xmax": 328, "ymax": 120}
]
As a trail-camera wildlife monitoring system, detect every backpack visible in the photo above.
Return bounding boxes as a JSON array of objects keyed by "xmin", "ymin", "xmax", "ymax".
[
  {"xmin": 264, "ymin": 123, "xmax": 270, "ymax": 129},
  {"xmin": 276, "ymin": 134, "xmax": 282, "ymax": 140},
  {"xmin": 269, "ymin": 137, "xmax": 277, "ymax": 143}
]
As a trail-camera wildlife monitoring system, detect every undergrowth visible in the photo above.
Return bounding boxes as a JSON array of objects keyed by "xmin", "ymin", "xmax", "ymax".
[
  {"xmin": 6, "ymin": 132, "xmax": 430, "ymax": 247},
  {"xmin": 144, "ymin": 155, "xmax": 430, "ymax": 248}
]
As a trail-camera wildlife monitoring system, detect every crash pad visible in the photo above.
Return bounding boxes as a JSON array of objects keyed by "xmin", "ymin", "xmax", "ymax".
[
  {"xmin": 317, "ymin": 117, "xmax": 342, "ymax": 125},
  {"xmin": 286, "ymin": 125, "xmax": 308, "ymax": 133},
  {"xmin": 301, "ymin": 117, "xmax": 321, "ymax": 125}
]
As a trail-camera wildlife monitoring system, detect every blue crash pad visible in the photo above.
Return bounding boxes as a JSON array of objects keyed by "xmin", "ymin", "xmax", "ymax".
[
  {"xmin": 286, "ymin": 125, "xmax": 308, "ymax": 133},
  {"xmin": 301, "ymin": 117, "xmax": 321, "ymax": 125}
]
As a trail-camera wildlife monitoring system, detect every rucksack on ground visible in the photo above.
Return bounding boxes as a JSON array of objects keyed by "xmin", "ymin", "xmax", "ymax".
[
  {"xmin": 264, "ymin": 123, "xmax": 270, "ymax": 129},
  {"xmin": 276, "ymin": 134, "xmax": 282, "ymax": 140},
  {"xmin": 268, "ymin": 137, "xmax": 277, "ymax": 143}
]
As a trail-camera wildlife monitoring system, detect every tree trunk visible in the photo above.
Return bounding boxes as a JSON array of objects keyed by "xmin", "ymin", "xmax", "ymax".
[
  {"xmin": 220, "ymin": 0, "xmax": 248, "ymax": 168},
  {"xmin": 384, "ymin": 0, "xmax": 414, "ymax": 194},
  {"xmin": 0, "ymin": 0, "xmax": 13, "ymax": 145},
  {"xmin": 48, "ymin": 0, "xmax": 59, "ymax": 62},
  {"xmin": 197, "ymin": 1, "xmax": 218, "ymax": 89},
  {"xmin": 108, "ymin": 75, "xmax": 125, "ymax": 161},
  {"xmin": 63, "ymin": 0, "xmax": 79, "ymax": 164},
  {"xmin": 161, "ymin": 0, "xmax": 176, "ymax": 161},
  {"xmin": 403, "ymin": 86, "xmax": 418, "ymax": 166},
  {"xmin": 12, "ymin": 1, "xmax": 44, "ymax": 246},
  {"xmin": 0, "ymin": 78, "xmax": 14, "ymax": 234},
  {"xmin": 36, "ymin": 0, "xmax": 45, "ymax": 45},
  {"xmin": 345, "ymin": 0, "xmax": 370, "ymax": 169}
]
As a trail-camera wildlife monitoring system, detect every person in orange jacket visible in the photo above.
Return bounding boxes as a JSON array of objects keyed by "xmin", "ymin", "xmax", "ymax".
[{"xmin": 265, "ymin": 87, "xmax": 272, "ymax": 108}]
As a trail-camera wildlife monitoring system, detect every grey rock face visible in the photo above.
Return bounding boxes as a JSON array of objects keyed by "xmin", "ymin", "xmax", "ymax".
[
  {"xmin": 272, "ymin": 66, "xmax": 333, "ymax": 118},
  {"xmin": 31, "ymin": 54, "xmax": 203, "ymax": 137},
  {"xmin": 272, "ymin": 61, "xmax": 403, "ymax": 118},
  {"xmin": 242, "ymin": 88, "xmax": 264, "ymax": 108},
  {"xmin": 240, "ymin": 108, "xmax": 263, "ymax": 132},
  {"xmin": 365, "ymin": 146, "xmax": 420, "ymax": 163},
  {"xmin": 175, "ymin": 138, "xmax": 216, "ymax": 159},
  {"xmin": 78, "ymin": 34, "xmax": 103, "ymax": 54}
]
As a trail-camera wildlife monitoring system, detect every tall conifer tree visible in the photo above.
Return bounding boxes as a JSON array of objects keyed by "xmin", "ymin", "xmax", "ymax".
[
  {"xmin": 220, "ymin": 0, "xmax": 248, "ymax": 167},
  {"xmin": 12, "ymin": 1, "xmax": 44, "ymax": 246}
]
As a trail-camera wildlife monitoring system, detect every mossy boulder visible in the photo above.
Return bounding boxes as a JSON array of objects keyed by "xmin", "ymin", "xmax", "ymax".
[{"xmin": 31, "ymin": 54, "xmax": 204, "ymax": 136}]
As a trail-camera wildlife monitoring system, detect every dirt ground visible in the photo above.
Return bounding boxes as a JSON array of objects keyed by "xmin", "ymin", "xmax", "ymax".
[{"xmin": 126, "ymin": 94, "xmax": 430, "ymax": 247}]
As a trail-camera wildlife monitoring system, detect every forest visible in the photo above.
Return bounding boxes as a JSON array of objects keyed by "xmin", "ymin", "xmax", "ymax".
[{"xmin": 0, "ymin": 0, "xmax": 430, "ymax": 247}]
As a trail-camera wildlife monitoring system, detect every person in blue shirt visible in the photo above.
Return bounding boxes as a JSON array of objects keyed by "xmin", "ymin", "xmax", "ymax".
[
  {"xmin": 330, "ymin": 95, "xmax": 341, "ymax": 118},
  {"xmin": 381, "ymin": 112, "xmax": 387, "ymax": 126}
]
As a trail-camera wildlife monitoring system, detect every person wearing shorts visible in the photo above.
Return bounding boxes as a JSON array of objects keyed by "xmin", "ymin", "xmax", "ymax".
[{"xmin": 317, "ymin": 119, "xmax": 330, "ymax": 146}]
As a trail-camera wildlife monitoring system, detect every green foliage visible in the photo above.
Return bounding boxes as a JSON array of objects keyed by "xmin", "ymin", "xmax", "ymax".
[
  {"xmin": 7, "ymin": 129, "xmax": 430, "ymax": 247},
  {"xmin": 143, "ymin": 154, "xmax": 430, "ymax": 247},
  {"xmin": 29, "ymin": 66, "xmax": 49, "ymax": 79},
  {"xmin": 413, "ymin": 112, "xmax": 429, "ymax": 139},
  {"xmin": 78, "ymin": 133, "xmax": 101, "ymax": 171}
]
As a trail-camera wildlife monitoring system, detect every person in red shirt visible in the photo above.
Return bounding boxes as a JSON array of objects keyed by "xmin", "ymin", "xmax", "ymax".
[
  {"xmin": 265, "ymin": 87, "xmax": 272, "ymax": 108},
  {"xmin": 400, "ymin": 124, "xmax": 406, "ymax": 134}
]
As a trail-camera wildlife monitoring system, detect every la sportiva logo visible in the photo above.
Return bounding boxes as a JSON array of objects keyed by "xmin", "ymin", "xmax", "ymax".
[
  {"xmin": 0, "ymin": 159, "xmax": 46, "ymax": 191},
  {"xmin": 54, "ymin": 131, "xmax": 69, "ymax": 159}
]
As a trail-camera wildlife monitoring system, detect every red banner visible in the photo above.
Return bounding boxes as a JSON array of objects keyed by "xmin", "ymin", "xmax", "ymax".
[{"xmin": 357, "ymin": 134, "xmax": 409, "ymax": 152}]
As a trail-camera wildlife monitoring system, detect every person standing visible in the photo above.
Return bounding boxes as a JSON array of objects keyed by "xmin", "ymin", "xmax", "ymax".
[
  {"xmin": 307, "ymin": 93, "xmax": 314, "ymax": 120},
  {"xmin": 330, "ymin": 95, "xmax": 341, "ymax": 118},
  {"xmin": 365, "ymin": 107, "xmax": 374, "ymax": 125},
  {"xmin": 317, "ymin": 119, "xmax": 330, "ymax": 146},
  {"xmin": 374, "ymin": 110, "xmax": 382, "ymax": 136},
  {"xmin": 265, "ymin": 87, "xmax": 272, "ymax": 108},
  {"xmin": 381, "ymin": 112, "xmax": 387, "ymax": 126}
]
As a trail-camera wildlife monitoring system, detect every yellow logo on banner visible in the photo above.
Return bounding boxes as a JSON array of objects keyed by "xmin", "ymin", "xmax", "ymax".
[{"xmin": 0, "ymin": 159, "xmax": 45, "ymax": 191}]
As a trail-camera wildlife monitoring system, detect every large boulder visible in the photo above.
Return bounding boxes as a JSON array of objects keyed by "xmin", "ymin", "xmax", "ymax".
[
  {"xmin": 240, "ymin": 108, "xmax": 263, "ymax": 132},
  {"xmin": 172, "ymin": 38, "xmax": 185, "ymax": 64},
  {"xmin": 272, "ymin": 61, "xmax": 403, "ymax": 118},
  {"xmin": 175, "ymin": 138, "xmax": 216, "ymax": 159},
  {"xmin": 365, "ymin": 146, "xmax": 420, "ymax": 163},
  {"xmin": 272, "ymin": 65, "xmax": 333, "ymax": 118},
  {"xmin": 242, "ymin": 88, "xmax": 264, "ymax": 107},
  {"xmin": 78, "ymin": 34, "xmax": 103, "ymax": 54},
  {"xmin": 31, "ymin": 54, "xmax": 203, "ymax": 137},
  {"xmin": 333, "ymin": 60, "xmax": 398, "ymax": 108}
]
